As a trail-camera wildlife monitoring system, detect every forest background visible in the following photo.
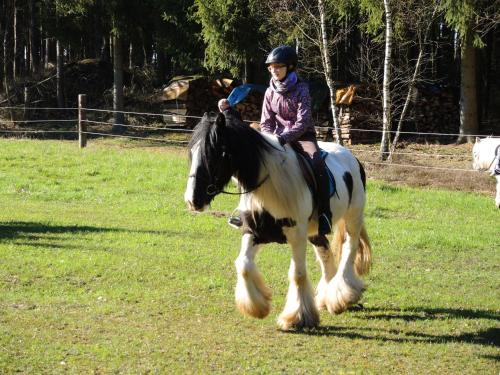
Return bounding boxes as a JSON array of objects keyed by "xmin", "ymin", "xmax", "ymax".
[{"xmin": 0, "ymin": 0, "xmax": 499, "ymax": 156}]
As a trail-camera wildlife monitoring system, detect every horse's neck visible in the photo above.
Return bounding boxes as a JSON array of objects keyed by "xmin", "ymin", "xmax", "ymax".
[{"xmin": 242, "ymin": 141, "xmax": 307, "ymax": 219}]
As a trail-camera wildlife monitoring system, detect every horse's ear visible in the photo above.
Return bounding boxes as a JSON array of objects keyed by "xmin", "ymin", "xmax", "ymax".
[
  {"xmin": 216, "ymin": 112, "xmax": 226, "ymax": 128},
  {"xmin": 475, "ymin": 137, "xmax": 480, "ymax": 143}
]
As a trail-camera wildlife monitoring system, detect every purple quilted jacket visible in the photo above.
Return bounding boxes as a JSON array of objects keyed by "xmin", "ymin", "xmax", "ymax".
[{"xmin": 260, "ymin": 80, "xmax": 314, "ymax": 144}]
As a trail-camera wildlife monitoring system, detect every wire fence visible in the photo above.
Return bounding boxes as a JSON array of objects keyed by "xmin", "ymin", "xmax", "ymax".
[{"xmin": 1, "ymin": 101, "xmax": 499, "ymax": 175}]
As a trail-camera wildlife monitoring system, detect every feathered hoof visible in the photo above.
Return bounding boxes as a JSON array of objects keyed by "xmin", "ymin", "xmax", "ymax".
[
  {"xmin": 235, "ymin": 274, "xmax": 272, "ymax": 319},
  {"xmin": 315, "ymin": 278, "xmax": 329, "ymax": 311},
  {"xmin": 277, "ymin": 309, "xmax": 320, "ymax": 331},
  {"xmin": 325, "ymin": 276, "xmax": 365, "ymax": 315}
]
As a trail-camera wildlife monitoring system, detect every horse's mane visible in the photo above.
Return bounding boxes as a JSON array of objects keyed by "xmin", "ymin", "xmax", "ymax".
[
  {"xmin": 189, "ymin": 112, "xmax": 275, "ymax": 190},
  {"xmin": 190, "ymin": 112, "xmax": 306, "ymax": 219}
]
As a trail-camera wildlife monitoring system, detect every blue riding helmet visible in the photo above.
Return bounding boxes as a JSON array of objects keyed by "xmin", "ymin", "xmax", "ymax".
[{"xmin": 265, "ymin": 45, "xmax": 298, "ymax": 71}]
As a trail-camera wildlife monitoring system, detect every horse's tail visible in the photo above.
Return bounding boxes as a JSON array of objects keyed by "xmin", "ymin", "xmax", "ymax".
[
  {"xmin": 332, "ymin": 219, "xmax": 372, "ymax": 276},
  {"xmin": 356, "ymin": 224, "xmax": 372, "ymax": 276}
]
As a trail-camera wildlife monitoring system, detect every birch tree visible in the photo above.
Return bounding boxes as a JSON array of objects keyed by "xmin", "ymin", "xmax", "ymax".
[
  {"xmin": 318, "ymin": 0, "xmax": 342, "ymax": 144},
  {"xmin": 380, "ymin": 0, "xmax": 392, "ymax": 160},
  {"xmin": 263, "ymin": 0, "xmax": 351, "ymax": 144},
  {"xmin": 389, "ymin": 1, "xmax": 442, "ymax": 155}
]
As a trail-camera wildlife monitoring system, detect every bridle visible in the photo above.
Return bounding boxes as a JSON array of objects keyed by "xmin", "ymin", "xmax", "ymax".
[
  {"xmin": 208, "ymin": 174, "xmax": 270, "ymax": 196},
  {"xmin": 188, "ymin": 173, "xmax": 270, "ymax": 196},
  {"xmin": 486, "ymin": 144, "xmax": 500, "ymax": 170}
]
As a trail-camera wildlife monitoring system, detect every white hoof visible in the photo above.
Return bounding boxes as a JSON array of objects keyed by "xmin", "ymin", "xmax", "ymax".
[{"xmin": 325, "ymin": 275, "xmax": 365, "ymax": 315}]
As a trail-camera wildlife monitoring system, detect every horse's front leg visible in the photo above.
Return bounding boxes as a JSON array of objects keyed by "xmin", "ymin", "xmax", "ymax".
[
  {"xmin": 234, "ymin": 233, "xmax": 272, "ymax": 319},
  {"xmin": 278, "ymin": 224, "xmax": 319, "ymax": 330}
]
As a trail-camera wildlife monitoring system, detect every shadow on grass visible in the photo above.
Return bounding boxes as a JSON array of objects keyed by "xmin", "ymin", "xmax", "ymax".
[
  {"xmin": 0, "ymin": 221, "xmax": 174, "ymax": 243},
  {"xmin": 286, "ymin": 307, "xmax": 499, "ymax": 347},
  {"xmin": 360, "ymin": 306, "xmax": 500, "ymax": 322}
]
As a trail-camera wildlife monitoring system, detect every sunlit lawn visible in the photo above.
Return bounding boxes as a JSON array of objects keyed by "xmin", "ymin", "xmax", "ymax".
[{"xmin": 0, "ymin": 138, "xmax": 498, "ymax": 374}]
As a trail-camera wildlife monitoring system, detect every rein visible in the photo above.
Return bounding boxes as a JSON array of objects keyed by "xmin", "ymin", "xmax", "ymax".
[{"xmin": 207, "ymin": 174, "xmax": 270, "ymax": 196}]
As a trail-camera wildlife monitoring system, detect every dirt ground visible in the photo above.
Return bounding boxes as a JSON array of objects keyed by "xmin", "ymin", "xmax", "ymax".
[{"xmin": 348, "ymin": 141, "xmax": 496, "ymax": 198}]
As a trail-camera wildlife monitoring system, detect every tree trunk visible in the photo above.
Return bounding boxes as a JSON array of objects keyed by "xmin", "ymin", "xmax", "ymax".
[
  {"xmin": 243, "ymin": 53, "xmax": 248, "ymax": 84},
  {"xmin": 3, "ymin": 0, "xmax": 13, "ymax": 98},
  {"xmin": 44, "ymin": 37, "xmax": 49, "ymax": 69},
  {"xmin": 458, "ymin": 31, "xmax": 478, "ymax": 143},
  {"xmin": 380, "ymin": 0, "xmax": 392, "ymax": 160},
  {"xmin": 389, "ymin": 6, "xmax": 438, "ymax": 156},
  {"xmin": 100, "ymin": 36, "xmax": 110, "ymax": 62},
  {"xmin": 318, "ymin": 0, "xmax": 343, "ymax": 145},
  {"xmin": 389, "ymin": 48, "xmax": 423, "ymax": 157},
  {"xmin": 56, "ymin": 39, "xmax": 64, "ymax": 108},
  {"xmin": 112, "ymin": 33, "xmax": 125, "ymax": 134},
  {"xmin": 129, "ymin": 41, "xmax": 133, "ymax": 70},
  {"xmin": 38, "ymin": 12, "xmax": 43, "ymax": 72},
  {"xmin": 12, "ymin": 0, "xmax": 17, "ymax": 80},
  {"xmin": 0, "ymin": 0, "xmax": 4, "ymax": 93}
]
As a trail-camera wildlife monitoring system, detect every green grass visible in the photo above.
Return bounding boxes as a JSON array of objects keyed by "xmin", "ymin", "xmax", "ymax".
[{"xmin": 0, "ymin": 138, "xmax": 498, "ymax": 374}]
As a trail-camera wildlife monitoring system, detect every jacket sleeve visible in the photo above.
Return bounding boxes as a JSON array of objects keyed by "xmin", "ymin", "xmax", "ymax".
[
  {"xmin": 279, "ymin": 84, "xmax": 312, "ymax": 144},
  {"xmin": 260, "ymin": 88, "xmax": 276, "ymax": 134}
]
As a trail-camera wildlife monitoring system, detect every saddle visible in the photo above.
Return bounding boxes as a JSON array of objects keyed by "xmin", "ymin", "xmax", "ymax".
[{"xmin": 292, "ymin": 144, "xmax": 337, "ymax": 204}]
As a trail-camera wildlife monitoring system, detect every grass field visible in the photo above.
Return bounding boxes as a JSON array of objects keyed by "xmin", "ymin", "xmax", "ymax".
[{"xmin": 0, "ymin": 138, "xmax": 498, "ymax": 374}]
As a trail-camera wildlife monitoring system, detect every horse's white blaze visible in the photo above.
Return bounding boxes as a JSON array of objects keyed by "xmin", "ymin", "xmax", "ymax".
[{"xmin": 473, "ymin": 137, "xmax": 500, "ymax": 208}]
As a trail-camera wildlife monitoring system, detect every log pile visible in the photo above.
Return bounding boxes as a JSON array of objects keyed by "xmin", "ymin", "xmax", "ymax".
[
  {"xmin": 412, "ymin": 85, "xmax": 459, "ymax": 137},
  {"xmin": 324, "ymin": 85, "xmax": 382, "ymax": 145},
  {"xmin": 317, "ymin": 84, "xmax": 460, "ymax": 145},
  {"xmin": 235, "ymin": 91, "xmax": 264, "ymax": 121},
  {"xmin": 183, "ymin": 78, "xmax": 233, "ymax": 128}
]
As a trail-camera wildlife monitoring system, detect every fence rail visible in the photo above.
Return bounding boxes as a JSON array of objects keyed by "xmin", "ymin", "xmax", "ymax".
[{"xmin": 1, "ymin": 100, "xmax": 499, "ymax": 175}]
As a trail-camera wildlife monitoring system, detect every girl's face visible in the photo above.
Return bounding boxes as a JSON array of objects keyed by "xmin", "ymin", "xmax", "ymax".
[{"xmin": 268, "ymin": 63, "xmax": 287, "ymax": 81}]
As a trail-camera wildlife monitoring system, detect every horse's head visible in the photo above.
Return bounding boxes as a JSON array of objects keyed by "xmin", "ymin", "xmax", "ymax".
[
  {"xmin": 472, "ymin": 137, "xmax": 500, "ymax": 171},
  {"xmin": 184, "ymin": 112, "xmax": 235, "ymax": 211}
]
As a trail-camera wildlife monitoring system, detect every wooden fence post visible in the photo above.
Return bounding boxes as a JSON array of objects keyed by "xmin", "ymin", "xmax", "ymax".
[{"xmin": 78, "ymin": 94, "xmax": 87, "ymax": 148}]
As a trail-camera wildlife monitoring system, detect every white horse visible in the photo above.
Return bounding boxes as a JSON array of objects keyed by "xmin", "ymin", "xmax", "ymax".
[
  {"xmin": 184, "ymin": 112, "xmax": 372, "ymax": 330},
  {"xmin": 472, "ymin": 137, "xmax": 500, "ymax": 208}
]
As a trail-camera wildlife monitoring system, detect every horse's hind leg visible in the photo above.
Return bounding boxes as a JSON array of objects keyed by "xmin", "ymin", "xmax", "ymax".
[
  {"xmin": 234, "ymin": 233, "xmax": 272, "ymax": 319},
  {"xmin": 309, "ymin": 234, "xmax": 336, "ymax": 311},
  {"xmin": 325, "ymin": 217, "xmax": 366, "ymax": 314},
  {"xmin": 278, "ymin": 227, "xmax": 319, "ymax": 330}
]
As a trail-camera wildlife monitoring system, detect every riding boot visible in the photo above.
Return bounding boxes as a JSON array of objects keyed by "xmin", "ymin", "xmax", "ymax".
[{"xmin": 313, "ymin": 153, "xmax": 332, "ymax": 235}]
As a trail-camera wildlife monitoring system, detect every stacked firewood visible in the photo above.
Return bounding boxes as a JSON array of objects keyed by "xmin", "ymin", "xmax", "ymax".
[
  {"xmin": 235, "ymin": 91, "xmax": 264, "ymax": 121},
  {"xmin": 412, "ymin": 86, "xmax": 459, "ymax": 136},
  {"xmin": 319, "ymin": 84, "xmax": 460, "ymax": 144},
  {"xmin": 184, "ymin": 78, "xmax": 233, "ymax": 128},
  {"xmin": 338, "ymin": 106, "xmax": 382, "ymax": 145},
  {"xmin": 333, "ymin": 85, "xmax": 382, "ymax": 145}
]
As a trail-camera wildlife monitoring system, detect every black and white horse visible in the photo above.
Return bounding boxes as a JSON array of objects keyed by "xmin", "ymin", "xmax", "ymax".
[{"xmin": 184, "ymin": 112, "xmax": 372, "ymax": 330}]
